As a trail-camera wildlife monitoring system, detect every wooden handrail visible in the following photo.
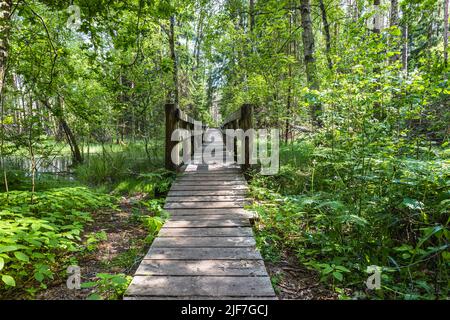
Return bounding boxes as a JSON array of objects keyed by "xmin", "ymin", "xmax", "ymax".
[
  {"xmin": 165, "ymin": 103, "xmax": 200, "ymax": 171},
  {"xmin": 221, "ymin": 104, "xmax": 254, "ymax": 170}
]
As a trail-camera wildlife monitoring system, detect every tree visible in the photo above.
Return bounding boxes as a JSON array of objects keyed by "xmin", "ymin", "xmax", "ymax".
[
  {"xmin": 300, "ymin": 0, "xmax": 322, "ymax": 126},
  {"xmin": 445, "ymin": 0, "xmax": 449, "ymax": 67},
  {"xmin": 319, "ymin": 0, "xmax": 333, "ymax": 70},
  {"xmin": 0, "ymin": 0, "xmax": 12, "ymax": 97}
]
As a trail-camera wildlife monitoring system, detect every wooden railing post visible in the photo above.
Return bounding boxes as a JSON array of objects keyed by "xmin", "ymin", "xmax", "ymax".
[
  {"xmin": 165, "ymin": 103, "xmax": 178, "ymax": 171},
  {"xmin": 233, "ymin": 120, "xmax": 238, "ymax": 162},
  {"xmin": 241, "ymin": 104, "xmax": 254, "ymax": 171}
]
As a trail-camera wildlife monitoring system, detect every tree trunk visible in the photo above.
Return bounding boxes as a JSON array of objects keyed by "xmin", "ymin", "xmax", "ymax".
[
  {"xmin": 319, "ymin": 0, "xmax": 333, "ymax": 70},
  {"xmin": 402, "ymin": 24, "xmax": 408, "ymax": 72},
  {"xmin": 0, "ymin": 0, "xmax": 12, "ymax": 97},
  {"xmin": 445, "ymin": 0, "xmax": 449, "ymax": 67},
  {"xmin": 300, "ymin": 0, "xmax": 322, "ymax": 126},
  {"xmin": 169, "ymin": 15, "xmax": 179, "ymax": 106},
  {"xmin": 42, "ymin": 99, "xmax": 83, "ymax": 164},
  {"xmin": 373, "ymin": 0, "xmax": 384, "ymax": 120},
  {"xmin": 249, "ymin": 0, "xmax": 255, "ymax": 32},
  {"xmin": 390, "ymin": 0, "xmax": 400, "ymax": 63}
]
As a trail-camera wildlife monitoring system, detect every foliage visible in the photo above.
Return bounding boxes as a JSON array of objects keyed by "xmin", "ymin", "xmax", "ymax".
[
  {"xmin": 0, "ymin": 187, "xmax": 114, "ymax": 293},
  {"xmin": 81, "ymin": 273, "xmax": 132, "ymax": 300},
  {"xmin": 251, "ymin": 140, "xmax": 449, "ymax": 299}
]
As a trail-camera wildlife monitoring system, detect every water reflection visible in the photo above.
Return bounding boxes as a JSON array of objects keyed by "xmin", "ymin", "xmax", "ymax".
[{"xmin": 3, "ymin": 156, "xmax": 73, "ymax": 176}]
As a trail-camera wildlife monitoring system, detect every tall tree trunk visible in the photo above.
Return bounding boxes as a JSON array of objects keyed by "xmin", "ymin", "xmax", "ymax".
[
  {"xmin": 249, "ymin": 0, "xmax": 255, "ymax": 32},
  {"xmin": 390, "ymin": 0, "xmax": 400, "ymax": 63},
  {"xmin": 445, "ymin": 0, "xmax": 449, "ymax": 67},
  {"xmin": 169, "ymin": 15, "xmax": 179, "ymax": 106},
  {"xmin": 402, "ymin": 24, "xmax": 408, "ymax": 72},
  {"xmin": 300, "ymin": 0, "xmax": 322, "ymax": 126},
  {"xmin": 285, "ymin": 2, "xmax": 293, "ymax": 143},
  {"xmin": 0, "ymin": 1, "xmax": 12, "ymax": 193},
  {"xmin": 373, "ymin": 0, "xmax": 384, "ymax": 120},
  {"xmin": 319, "ymin": 0, "xmax": 333, "ymax": 70},
  {"xmin": 0, "ymin": 0, "xmax": 12, "ymax": 97}
]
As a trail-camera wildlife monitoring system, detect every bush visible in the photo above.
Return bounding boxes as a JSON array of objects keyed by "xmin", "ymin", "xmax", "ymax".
[
  {"xmin": 0, "ymin": 187, "xmax": 114, "ymax": 294},
  {"xmin": 251, "ymin": 139, "xmax": 450, "ymax": 299}
]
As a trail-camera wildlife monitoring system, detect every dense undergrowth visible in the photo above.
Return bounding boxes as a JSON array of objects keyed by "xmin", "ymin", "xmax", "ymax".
[
  {"xmin": 0, "ymin": 143, "xmax": 174, "ymax": 299},
  {"xmin": 251, "ymin": 136, "xmax": 449, "ymax": 300}
]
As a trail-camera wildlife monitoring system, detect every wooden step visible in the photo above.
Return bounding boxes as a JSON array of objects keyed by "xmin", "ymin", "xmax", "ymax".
[
  {"xmin": 144, "ymin": 247, "xmax": 262, "ymax": 260},
  {"xmin": 152, "ymin": 236, "xmax": 256, "ymax": 248},
  {"xmin": 159, "ymin": 227, "xmax": 253, "ymax": 237},
  {"xmin": 135, "ymin": 260, "xmax": 268, "ymax": 276},
  {"xmin": 163, "ymin": 219, "xmax": 250, "ymax": 228},
  {"xmin": 125, "ymin": 276, "xmax": 275, "ymax": 298}
]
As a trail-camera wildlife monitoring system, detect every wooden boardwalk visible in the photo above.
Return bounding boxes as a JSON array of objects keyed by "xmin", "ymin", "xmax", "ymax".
[{"xmin": 124, "ymin": 129, "xmax": 276, "ymax": 300}]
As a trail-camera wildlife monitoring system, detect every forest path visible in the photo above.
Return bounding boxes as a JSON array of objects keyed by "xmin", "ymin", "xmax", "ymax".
[{"xmin": 124, "ymin": 129, "xmax": 276, "ymax": 299}]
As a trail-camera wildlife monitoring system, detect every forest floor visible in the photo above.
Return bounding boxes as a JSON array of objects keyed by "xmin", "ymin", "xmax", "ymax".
[
  {"xmin": 265, "ymin": 252, "xmax": 338, "ymax": 300},
  {"xmin": 36, "ymin": 194, "xmax": 151, "ymax": 300}
]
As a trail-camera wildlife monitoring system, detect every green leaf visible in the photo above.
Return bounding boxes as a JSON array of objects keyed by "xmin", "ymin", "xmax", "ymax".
[
  {"xmin": 0, "ymin": 245, "xmax": 19, "ymax": 253},
  {"xmin": 80, "ymin": 281, "xmax": 97, "ymax": 289},
  {"xmin": 402, "ymin": 198, "xmax": 424, "ymax": 210},
  {"xmin": 34, "ymin": 272, "xmax": 44, "ymax": 282},
  {"xmin": 333, "ymin": 271, "xmax": 343, "ymax": 281},
  {"xmin": 87, "ymin": 293, "xmax": 102, "ymax": 300},
  {"xmin": 2, "ymin": 275, "xmax": 16, "ymax": 287},
  {"xmin": 335, "ymin": 266, "xmax": 351, "ymax": 273},
  {"xmin": 14, "ymin": 252, "xmax": 30, "ymax": 262},
  {"xmin": 0, "ymin": 257, "xmax": 4, "ymax": 271}
]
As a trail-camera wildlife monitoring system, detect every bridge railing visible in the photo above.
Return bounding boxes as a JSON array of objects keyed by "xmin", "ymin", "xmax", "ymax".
[
  {"xmin": 165, "ymin": 103, "xmax": 200, "ymax": 171},
  {"xmin": 221, "ymin": 104, "xmax": 254, "ymax": 171}
]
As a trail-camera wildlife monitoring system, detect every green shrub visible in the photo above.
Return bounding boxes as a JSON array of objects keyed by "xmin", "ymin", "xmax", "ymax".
[{"xmin": 0, "ymin": 187, "xmax": 114, "ymax": 293}]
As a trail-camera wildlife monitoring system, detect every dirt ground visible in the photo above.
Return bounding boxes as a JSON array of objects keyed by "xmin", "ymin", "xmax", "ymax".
[{"xmin": 264, "ymin": 252, "xmax": 338, "ymax": 300}]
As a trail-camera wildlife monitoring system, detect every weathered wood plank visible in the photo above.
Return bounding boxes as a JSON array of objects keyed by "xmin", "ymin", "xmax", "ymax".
[
  {"xmin": 164, "ymin": 201, "xmax": 248, "ymax": 209},
  {"xmin": 152, "ymin": 236, "xmax": 256, "ymax": 248},
  {"xmin": 170, "ymin": 185, "xmax": 248, "ymax": 191},
  {"xmin": 124, "ymin": 296, "xmax": 277, "ymax": 300},
  {"xmin": 144, "ymin": 247, "xmax": 262, "ymax": 260},
  {"xmin": 172, "ymin": 180, "xmax": 246, "ymax": 186},
  {"xmin": 125, "ymin": 276, "xmax": 275, "ymax": 297},
  {"xmin": 167, "ymin": 214, "xmax": 255, "ymax": 221},
  {"xmin": 166, "ymin": 196, "xmax": 247, "ymax": 202},
  {"xmin": 168, "ymin": 190, "xmax": 247, "ymax": 197},
  {"xmin": 166, "ymin": 208, "xmax": 253, "ymax": 216},
  {"xmin": 182, "ymin": 172, "xmax": 241, "ymax": 176},
  {"xmin": 178, "ymin": 176, "xmax": 245, "ymax": 182},
  {"xmin": 163, "ymin": 219, "xmax": 250, "ymax": 228},
  {"xmin": 135, "ymin": 260, "xmax": 267, "ymax": 276},
  {"xmin": 159, "ymin": 227, "xmax": 253, "ymax": 237}
]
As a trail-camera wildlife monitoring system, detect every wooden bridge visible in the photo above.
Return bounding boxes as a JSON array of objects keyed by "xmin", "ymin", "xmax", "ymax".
[{"xmin": 124, "ymin": 104, "xmax": 276, "ymax": 300}]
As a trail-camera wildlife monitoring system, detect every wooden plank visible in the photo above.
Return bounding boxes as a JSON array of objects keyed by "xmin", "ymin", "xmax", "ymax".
[
  {"xmin": 172, "ymin": 180, "xmax": 246, "ymax": 186},
  {"xmin": 135, "ymin": 260, "xmax": 268, "ymax": 276},
  {"xmin": 170, "ymin": 185, "xmax": 248, "ymax": 191},
  {"xmin": 178, "ymin": 176, "xmax": 245, "ymax": 182},
  {"xmin": 144, "ymin": 247, "xmax": 262, "ymax": 260},
  {"xmin": 166, "ymin": 196, "xmax": 247, "ymax": 202},
  {"xmin": 166, "ymin": 208, "xmax": 253, "ymax": 216},
  {"xmin": 168, "ymin": 190, "xmax": 247, "ymax": 197},
  {"xmin": 152, "ymin": 236, "xmax": 256, "ymax": 248},
  {"xmin": 164, "ymin": 201, "xmax": 247, "ymax": 209},
  {"xmin": 125, "ymin": 276, "xmax": 275, "ymax": 297},
  {"xmin": 163, "ymin": 219, "xmax": 250, "ymax": 228},
  {"xmin": 167, "ymin": 214, "xmax": 254, "ymax": 221},
  {"xmin": 124, "ymin": 296, "xmax": 276, "ymax": 300},
  {"xmin": 159, "ymin": 227, "xmax": 253, "ymax": 237}
]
